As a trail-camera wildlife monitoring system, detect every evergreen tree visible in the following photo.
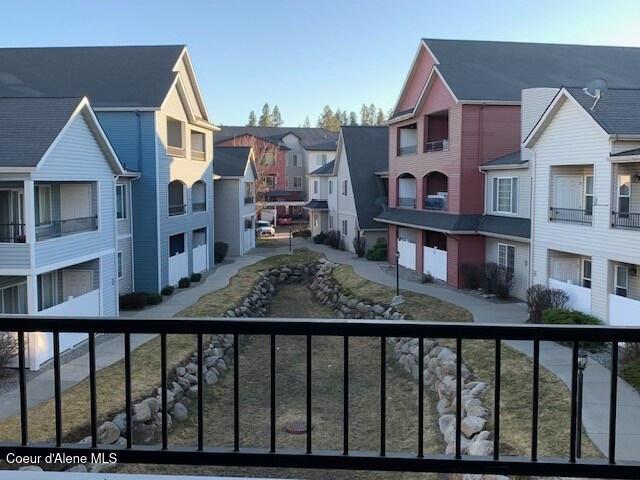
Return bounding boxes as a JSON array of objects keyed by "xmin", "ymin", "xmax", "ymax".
[
  {"xmin": 302, "ymin": 116, "xmax": 311, "ymax": 128},
  {"xmin": 360, "ymin": 104, "xmax": 370, "ymax": 126},
  {"xmin": 258, "ymin": 103, "xmax": 272, "ymax": 127},
  {"xmin": 317, "ymin": 105, "xmax": 335, "ymax": 130},
  {"xmin": 349, "ymin": 111, "xmax": 358, "ymax": 126},
  {"xmin": 368, "ymin": 104, "xmax": 377, "ymax": 125},
  {"xmin": 376, "ymin": 108, "xmax": 385, "ymax": 125},
  {"xmin": 247, "ymin": 110, "xmax": 257, "ymax": 126},
  {"xmin": 272, "ymin": 105, "xmax": 283, "ymax": 127}
]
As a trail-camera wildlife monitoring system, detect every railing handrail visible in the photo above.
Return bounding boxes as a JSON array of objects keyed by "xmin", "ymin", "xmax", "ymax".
[
  {"xmin": 3, "ymin": 315, "xmax": 640, "ymax": 341},
  {"xmin": 36, "ymin": 215, "xmax": 97, "ymax": 227}
]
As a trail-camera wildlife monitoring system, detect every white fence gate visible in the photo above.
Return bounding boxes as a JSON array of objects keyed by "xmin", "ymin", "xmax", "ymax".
[
  {"xmin": 168, "ymin": 251, "xmax": 189, "ymax": 285},
  {"xmin": 192, "ymin": 244, "xmax": 208, "ymax": 273},
  {"xmin": 397, "ymin": 239, "xmax": 416, "ymax": 271},
  {"xmin": 423, "ymin": 246, "xmax": 447, "ymax": 281}
]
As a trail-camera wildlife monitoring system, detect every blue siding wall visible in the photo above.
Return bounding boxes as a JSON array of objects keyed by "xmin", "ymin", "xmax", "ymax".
[{"xmin": 98, "ymin": 112, "xmax": 160, "ymax": 292}]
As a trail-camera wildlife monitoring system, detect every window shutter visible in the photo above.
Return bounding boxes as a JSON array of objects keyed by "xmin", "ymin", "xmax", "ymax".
[
  {"xmin": 492, "ymin": 178, "xmax": 498, "ymax": 212},
  {"xmin": 511, "ymin": 178, "xmax": 518, "ymax": 213}
]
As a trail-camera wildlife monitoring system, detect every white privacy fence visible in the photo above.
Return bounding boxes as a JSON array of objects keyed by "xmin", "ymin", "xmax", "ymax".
[
  {"xmin": 549, "ymin": 278, "xmax": 591, "ymax": 314},
  {"xmin": 397, "ymin": 239, "xmax": 416, "ymax": 271},
  {"xmin": 609, "ymin": 294, "xmax": 640, "ymax": 326},
  {"xmin": 423, "ymin": 246, "xmax": 447, "ymax": 281},
  {"xmin": 169, "ymin": 251, "xmax": 189, "ymax": 285},
  {"xmin": 192, "ymin": 243, "xmax": 208, "ymax": 273}
]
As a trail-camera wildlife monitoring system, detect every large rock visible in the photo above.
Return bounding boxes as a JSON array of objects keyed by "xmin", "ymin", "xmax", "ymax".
[
  {"xmin": 132, "ymin": 423, "xmax": 155, "ymax": 444},
  {"xmin": 438, "ymin": 414, "xmax": 456, "ymax": 435},
  {"xmin": 204, "ymin": 369, "xmax": 218, "ymax": 385},
  {"xmin": 132, "ymin": 402, "xmax": 152, "ymax": 423},
  {"xmin": 461, "ymin": 416, "xmax": 486, "ymax": 438},
  {"xmin": 468, "ymin": 431, "xmax": 494, "ymax": 456},
  {"xmin": 142, "ymin": 397, "xmax": 160, "ymax": 415},
  {"xmin": 112, "ymin": 412, "xmax": 127, "ymax": 433},
  {"xmin": 171, "ymin": 402, "xmax": 188, "ymax": 421},
  {"xmin": 97, "ymin": 421, "xmax": 120, "ymax": 444}
]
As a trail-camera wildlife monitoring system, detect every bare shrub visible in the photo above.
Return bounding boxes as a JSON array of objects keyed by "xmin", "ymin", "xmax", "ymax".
[
  {"xmin": 0, "ymin": 332, "xmax": 17, "ymax": 368},
  {"xmin": 526, "ymin": 285, "xmax": 569, "ymax": 323}
]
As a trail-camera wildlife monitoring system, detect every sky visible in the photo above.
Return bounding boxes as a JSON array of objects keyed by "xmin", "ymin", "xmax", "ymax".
[{"xmin": 2, "ymin": 0, "xmax": 640, "ymax": 126}]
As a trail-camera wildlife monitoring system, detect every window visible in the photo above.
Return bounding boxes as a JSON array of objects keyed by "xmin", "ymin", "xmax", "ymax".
[
  {"xmin": 263, "ymin": 152, "xmax": 275, "ymax": 165},
  {"xmin": 615, "ymin": 264, "xmax": 629, "ymax": 297},
  {"xmin": 190, "ymin": 131, "xmax": 206, "ymax": 161},
  {"xmin": 117, "ymin": 252, "xmax": 123, "ymax": 279},
  {"xmin": 493, "ymin": 177, "xmax": 518, "ymax": 213},
  {"xmin": 618, "ymin": 174, "xmax": 631, "ymax": 215},
  {"xmin": 244, "ymin": 218, "xmax": 253, "ymax": 230},
  {"xmin": 313, "ymin": 180, "xmax": 319, "ymax": 194},
  {"xmin": 244, "ymin": 182, "xmax": 255, "ymax": 204},
  {"xmin": 497, "ymin": 244, "xmax": 515, "ymax": 271},
  {"xmin": 398, "ymin": 123, "xmax": 418, "ymax": 155},
  {"xmin": 264, "ymin": 175, "xmax": 276, "ymax": 189},
  {"xmin": 342, "ymin": 180, "xmax": 348, "ymax": 196},
  {"xmin": 34, "ymin": 185, "xmax": 52, "ymax": 225},
  {"xmin": 316, "ymin": 154, "xmax": 327, "ymax": 166},
  {"xmin": 169, "ymin": 234, "xmax": 185, "ymax": 257},
  {"xmin": 192, "ymin": 181, "xmax": 207, "ymax": 212},
  {"xmin": 582, "ymin": 259, "xmax": 592, "ymax": 288},
  {"xmin": 116, "ymin": 184, "xmax": 127, "ymax": 220},
  {"xmin": 341, "ymin": 219, "xmax": 348, "ymax": 236},
  {"xmin": 329, "ymin": 180, "xmax": 333, "ymax": 195},
  {"xmin": 293, "ymin": 176, "xmax": 303, "ymax": 189},
  {"xmin": 38, "ymin": 271, "xmax": 58, "ymax": 311},
  {"xmin": 313, "ymin": 214, "xmax": 319, "ymax": 228},
  {"xmin": 167, "ymin": 118, "xmax": 184, "ymax": 156},
  {"xmin": 291, "ymin": 153, "xmax": 300, "ymax": 167},
  {"xmin": 329, "ymin": 215, "xmax": 334, "ymax": 229},
  {"xmin": 0, "ymin": 282, "xmax": 27, "ymax": 314},
  {"xmin": 584, "ymin": 175, "xmax": 594, "ymax": 215},
  {"xmin": 168, "ymin": 181, "xmax": 186, "ymax": 216}
]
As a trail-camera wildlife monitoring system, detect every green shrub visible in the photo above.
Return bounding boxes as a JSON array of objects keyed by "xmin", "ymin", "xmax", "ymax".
[
  {"xmin": 214, "ymin": 241, "xmax": 229, "ymax": 263},
  {"xmin": 366, "ymin": 242, "xmax": 387, "ymax": 261},
  {"xmin": 542, "ymin": 308, "xmax": 601, "ymax": 325},
  {"xmin": 178, "ymin": 277, "xmax": 191, "ymax": 289},
  {"xmin": 313, "ymin": 232, "xmax": 326, "ymax": 244},
  {"xmin": 191, "ymin": 272, "xmax": 202, "ymax": 282},
  {"xmin": 161, "ymin": 285, "xmax": 174, "ymax": 296},
  {"xmin": 144, "ymin": 293, "xmax": 163, "ymax": 306},
  {"xmin": 119, "ymin": 293, "xmax": 147, "ymax": 310}
]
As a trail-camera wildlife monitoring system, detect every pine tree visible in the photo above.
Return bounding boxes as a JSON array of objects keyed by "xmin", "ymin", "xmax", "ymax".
[
  {"xmin": 317, "ymin": 105, "xmax": 335, "ymax": 129},
  {"xmin": 272, "ymin": 106, "xmax": 283, "ymax": 127},
  {"xmin": 349, "ymin": 111, "xmax": 358, "ymax": 126},
  {"xmin": 258, "ymin": 103, "xmax": 272, "ymax": 127},
  {"xmin": 247, "ymin": 110, "xmax": 257, "ymax": 126},
  {"xmin": 376, "ymin": 108, "xmax": 385, "ymax": 125},
  {"xmin": 302, "ymin": 116, "xmax": 311, "ymax": 128},
  {"xmin": 360, "ymin": 104, "xmax": 370, "ymax": 126},
  {"xmin": 368, "ymin": 104, "xmax": 377, "ymax": 125}
]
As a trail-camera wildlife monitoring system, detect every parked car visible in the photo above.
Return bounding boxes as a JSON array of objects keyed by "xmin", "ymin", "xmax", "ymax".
[
  {"xmin": 278, "ymin": 216, "xmax": 293, "ymax": 226},
  {"xmin": 256, "ymin": 220, "xmax": 276, "ymax": 237}
]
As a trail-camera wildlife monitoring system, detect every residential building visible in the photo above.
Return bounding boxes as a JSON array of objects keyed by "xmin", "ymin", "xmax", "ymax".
[
  {"xmin": 525, "ymin": 87, "xmax": 640, "ymax": 325},
  {"xmin": 216, "ymin": 127, "xmax": 337, "ymax": 220},
  {"xmin": 375, "ymin": 38, "xmax": 640, "ymax": 294},
  {"xmin": 213, "ymin": 146, "xmax": 258, "ymax": 256},
  {"xmin": 306, "ymin": 160, "xmax": 335, "ymax": 236},
  {"xmin": 0, "ymin": 96, "xmax": 125, "ymax": 369},
  {"xmin": 0, "ymin": 45, "xmax": 217, "ymax": 292}
]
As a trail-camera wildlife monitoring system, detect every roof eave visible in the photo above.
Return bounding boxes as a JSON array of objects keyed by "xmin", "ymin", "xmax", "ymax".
[{"xmin": 479, "ymin": 162, "xmax": 529, "ymax": 171}]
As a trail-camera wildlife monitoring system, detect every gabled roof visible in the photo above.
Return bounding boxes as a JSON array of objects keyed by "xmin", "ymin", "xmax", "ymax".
[
  {"xmin": 564, "ymin": 87, "xmax": 640, "ymax": 136},
  {"xmin": 0, "ymin": 45, "xmax": 187, "ymax": 109},
  {"xmin": 0, "ymin": 96, "xmax": 123, "ymax": 173},
  {"xmin": 340, "ymin": 126, "xmax": 389, "ymax": 230},
  {"xmin": 477, "ymin": 215, "xmax": 531, "ymax": 239},
  {"xmin": 481, "ymin": 150, "xmax": 526, "ymax": 170},
  {"xmin": 216, "ymin": 126, "xmax": 338, "ymax": 150},
  {"xmin": 213, "ymin": 146, "xmax": 255, "ymax": 178},
  {"xmin": 309, "ymin": 159, "xmax": 335, "ymax": 176}
]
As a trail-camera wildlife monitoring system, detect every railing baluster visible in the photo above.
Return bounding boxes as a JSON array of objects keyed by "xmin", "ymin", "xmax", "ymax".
[
  {"xmin": 609, "ymin": 342, "xmax": 619, "ymax": 464},
  {"xmin": 161, "ymin": 333, "xmax": 168, "ymax": 450},
  {"xmin": 270, "ymin": 334, "xmax": 276, "ymax": 453},
  {"xmin": 494, "ymin": 339, "xmax": 501, "ymax": 460},
  {"xmin": 343, "ymin": 335, "xmax": 349, "ymax": 456},
  {"xmin": 531, "ymin": 339, "xmax": 540, "ymax": 462},
  {"xmin": 233, "ymin": 333, "xmax": 239, "ymax": 452},
  {"xmin": 197, "ymin": 333, "xmax": 204, "ymax": 451},
  {"xmin": 569, "ymin": 341, "xmax": 579, "ymax": 463},
  {"xmin": 418, "ymin": 337, "xmax": 424, "ymax": 458},
  {"xmin": 89, "ymin": 332, "xmax": 97, "ymax": 448},
  {"xmin": 455, "ymin": 337, "xmax": 462, "ymax": 460},
  {"xmin": 380, "ymin": 336, "xmax": 386, "ymax": 457},
  {"xmin": 306, "ymin": 334, "xmax": 312, "ymax": 454},
  {"xmin": 18, "ymin": 331, "xmax": 27, "ymax": 446},
  {"xmin": 53, "ymin": 331, "xmax": 62, "ymax": 447},
  {"xmin": 124, "ymin": 333, "xmax": 132, "ymax": 448}
]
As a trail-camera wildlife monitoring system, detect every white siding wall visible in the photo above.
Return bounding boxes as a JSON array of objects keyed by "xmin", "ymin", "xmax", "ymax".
[{"xmin": 336, "ymin": 145, "xmax": 359, "ymax": 252}]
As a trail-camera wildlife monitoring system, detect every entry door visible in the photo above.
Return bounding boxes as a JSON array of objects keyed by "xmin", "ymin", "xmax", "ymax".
[
  {"xmin": 554, "ymin": 176, "xmax": 583, "ymax": 209},
  {"xmin": 550, "ymin": 259, "xmax": 580, "ymax": 284},
  {"xmin": 62, "ymin": 270, "xmax": 93, "ymax": 300},
  {"xmin": 60, "ymin": 184, "xmax": 92, "ymax": 220}
]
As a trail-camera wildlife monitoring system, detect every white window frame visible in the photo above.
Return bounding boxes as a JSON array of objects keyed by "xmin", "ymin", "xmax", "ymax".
[
  {"xmin": 341, "ymin": 219, "xmax": 348, "ymax": 236},
  {"xmin": 497, "ymin": 243, "xmax": 515, "ymax": 271},
  {"xmin": 117, "ymin": 251, "xmax": 123, "ymax": 279},
  {"xmin": 293, "ymin": 176, "xmax": 303, "ymax": 189},
  {"xmin": 328, "ymin": 180, "xmax": 333, "ymax": 195},
  {"xmin": 584, "ymin": 174, "xmax": 594, "ymax": 215},
  {"xmin": 38, "ymin": 271, "xmax": 59, "ymax": 311},
  {"xmin": 167, "ymin": 117, "xmax": 184, "ymax": 156},
  {"xmin": 581, "ymin": 258, "xmax": 592, "ymax": 289},
  {"xmin": 329, "ymin": 215, "xmax": 334, "ymax": 229},
  {"xmin": 0, "ymin": 281, "xmax": 27, "ymax": 314},
  {"xmin": 35, "ymin": 185, "xmax": 53, "ymax": 226},
  {"xmin": 116, "ymin": 184, "xmax": 127, "ymax": 220},
  {"xmin": 615, "ymin": 264, "xmax": 629, "ymax": 297},
  {"xmin": 291, "ymin": 153, "xmax": 300, "ymax": 167},
  {"xmin": 190, "ymin": 130, "xmax": 206, "ymax": 161},
  {"xmin": 342, "ymin": 180, "xmax": 348, "ymax": 196},
  {"xmin": 264, "ymin": 175, "xmax": 276, "ymax": 189},
  {"xmin": 493, "ymin": 177, "xmax": 518, "ymax": 214},
  {"xmin": 617, "ymin": 174, "xmax": 631, "ymax": 214},
  {"xmin": 313, "ymin": 180, "xmax": 319, "ymax": 194}
]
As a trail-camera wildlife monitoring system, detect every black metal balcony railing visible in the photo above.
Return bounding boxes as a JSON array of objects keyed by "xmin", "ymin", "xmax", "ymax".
[
  {"xmin": 244, "ymin": 196, "xmax": 255, "ymax": 205},
  {"xmin": 612, "ymin": 211, "xmax": 640, "ymax": 229},
  {"xmin": 424, "ymin": 196, "xmax": 447, "ymax": 210},
  {"xmin": 192, "ymin": 202, "xmax": 206, "ymax": 212},
  {"xmin": 168, "ymin": 204, "xmax": 186, "ymax": 216},
  {"xmin": 3, "ymin": 316, "xmax": 640, "ymax": 479},
  {"xmin": 398, "ymin": 144, "xmax": 417, "ymax": 156},
  {"xmin": 424, "ymin": 139, "xmax": 449, "ymax": 153},
  {"xmin": 398, "ymin": 197, "xmax": 416, "ymax": 208},
  {"xmin": 550, "ymin": 207, "xmax": 593, "ymax": 225},
  {"xmin": 35, "ymin": 216, "xmax": 98, "ymax": 241},
  {"xmin": 0, "ymin": 223, "xmax": 26, "ymax": 243}
]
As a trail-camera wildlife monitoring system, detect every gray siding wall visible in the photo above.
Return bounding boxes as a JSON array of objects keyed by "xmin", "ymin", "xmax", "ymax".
[
  {"xmin": 485, "ymin": 237, "xmax": 530, "ymax": 300},
  {"xmin": 116, "ymin": 178, "xmax": 132, "ymax": 236},
  {"xmin": 214, "ymin": 179, "xmax": 241, "ymax": 256},
  {"xmin": 117, "ymin": 237, "xmax": 133, "ymax": 295},
  {"xmin": 100, "ymin": 252, "xmax": 118, "ymax": 316},
  {"xmin": 0, "ymin": 244, "xmax": 30, "ymax": 270}
]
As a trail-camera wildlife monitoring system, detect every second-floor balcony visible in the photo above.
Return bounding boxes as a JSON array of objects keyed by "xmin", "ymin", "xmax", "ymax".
[
  {"xmin": 611, "ymin": 163, "xmax": 640, "ymax": 230},
  {"xmin": 549, "ymin": 165, "xmax": 594, "ymax": 225},
  {"xmin": 423, "ymin": 171, "xmax": 448, "ymax": 210},
  {"xmin": 550, "ymin": 206, "xmax": 593, "ymax": 225}
]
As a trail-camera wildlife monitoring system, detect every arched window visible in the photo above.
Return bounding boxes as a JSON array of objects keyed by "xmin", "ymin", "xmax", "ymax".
[
  {"xmin": 168, "ymin": 180, "xmax": 186, "ymax": 216},
  {"xmin": 423, "ymin": 172, "xmax": 448, "ymax": 210},
  {"xmin": 192, "ymin": 181, "xmax": 206, "ymax": 212},
  {"xmin": 397, "ymin": 173, "xmax": 417, "ymax": 208}
]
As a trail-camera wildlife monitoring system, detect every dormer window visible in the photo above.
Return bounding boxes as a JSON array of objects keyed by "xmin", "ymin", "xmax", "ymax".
[{"xmin": 167, "ymin": 118, "xmax": 184, "ymax": 157}]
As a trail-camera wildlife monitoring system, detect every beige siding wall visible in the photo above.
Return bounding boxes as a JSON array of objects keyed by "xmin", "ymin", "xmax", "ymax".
[
  {"xmin": 485, "ymin": 237, "xmax": 530, "ymax": 300},
  {"xmin": 485, "ymin": 168, "xmax": 531, "ymax": 218}
]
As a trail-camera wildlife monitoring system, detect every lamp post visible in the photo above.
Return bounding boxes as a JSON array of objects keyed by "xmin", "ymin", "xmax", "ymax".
[
  {"xmin": 395, "ymin": 250, "xmax": 400, "ymax": 297},
  {"xmin": 576, "ymin": 351, "xmax": 589, "ymax": 459},
  {"xmin": 288, "ymin": 225, "xmax": 292, "ymax": 253}
]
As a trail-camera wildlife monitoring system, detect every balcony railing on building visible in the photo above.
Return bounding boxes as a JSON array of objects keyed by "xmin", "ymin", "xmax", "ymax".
[
  {"xmin": 424, "ymin": 194, "xmax": 448, "ymax": 210},
  {"xmin": 549, "ymin": 207, "xmax": 592, "ymax": 225},
  {"xmin": 169, "ymin": 204, "xmax": 186, "ymax": 216},
  {"xmin": 192, "ymin": 202, "xmax": 206, "ymax": 213},
  {"xmin": 398, "ymin": 196, "xmax": 416, "ymax": 208},
  {"xmin": 244, "ymin": 196, "xmax": 255, "ymax": 205},
  {"xmin": 424, "ymin": 138, "xmax": 449, "ymax": 153},
  {"xmin": 35, "ymin": 216, "xmax": 98, "ymax": 241},
  {"xmin": 611, "ymin": 211, "xmax": 640, "ymax": 229},
  {"xmin": 0, "ymin": 223, "xmax": 25, "ymax": 243}
]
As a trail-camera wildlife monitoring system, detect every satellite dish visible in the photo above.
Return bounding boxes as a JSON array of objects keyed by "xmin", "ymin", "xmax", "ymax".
[{"xmin": 583, "ymin": 79, "xmax": 608, "ymax": 110}]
